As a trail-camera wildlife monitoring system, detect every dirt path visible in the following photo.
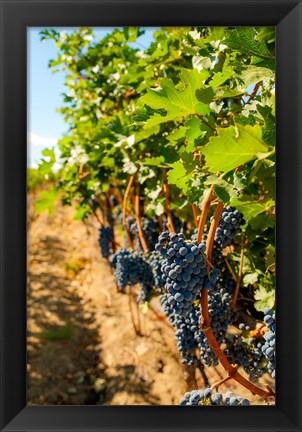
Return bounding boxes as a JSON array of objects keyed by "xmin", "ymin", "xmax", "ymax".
[{"xmin": 27, "ymin": 200, "xmax": 274, "ymax": 405}]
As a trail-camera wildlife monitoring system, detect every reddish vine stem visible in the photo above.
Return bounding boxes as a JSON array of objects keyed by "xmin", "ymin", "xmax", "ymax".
[
  {"xmin": 134, "ymin": 183, "xmax": 148, "ymax": 253},
  {"xmin": 105, "ymin": 192, "xmax": 117, "ymax": 252},
  {"xmin": 210, "ymin": 375, "xmax": 232, "ymax": 391},
  {"xmin": 192, "ymin": 204, "xmax": 199, "ymax": 227},
  {"xmin": 224, "ymin": 257, "xmax": 237, "ymax": 282},
  {"xmin": 128, "ymin": 289, "xmax": 140, "ymax": 336},
  {"xmin": 115, "ymin": 187, "xmax": 124, "ymax": 205},
  {"xmin": 122, "ymin": 175, "xmax": 135, "ymax": 249},
  {"xmin": 196, "ymin": 185, "xmax": 215, "ymax": 243},
  {"xmin": 199, "ymin": 202, "xmax": 275, "ymax": 400},
  {"xmin": 232, "ymin": 234, "xmax": 246, "ymax": 307},
  {"xmin": 162, "ymin": 169, "xmax": 175, "ymax": 232},
  {"xmin": 205, "ymin": 201, "xmax": 224, "ymax": 261},
  {"xmin": 246, "ymin": 81, "xmax": 262, "ymax": 104}
]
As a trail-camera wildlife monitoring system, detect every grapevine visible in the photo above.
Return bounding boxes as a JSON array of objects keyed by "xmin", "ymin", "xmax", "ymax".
[{"xmin": 34, "ymin": 26, "xmax": 276, "ymax": 405}]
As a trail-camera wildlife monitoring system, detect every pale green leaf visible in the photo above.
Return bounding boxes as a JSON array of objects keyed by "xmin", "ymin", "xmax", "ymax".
[
  {"xmin": 254, "ymin": 286, "xmax": 275, "ymax": 311},
  {"xmin": 202, "ymin": 124, "xmax": 268, "ymax": 173}
]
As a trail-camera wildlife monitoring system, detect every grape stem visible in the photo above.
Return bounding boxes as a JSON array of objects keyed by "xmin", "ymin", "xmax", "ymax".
[
  {"xmin": 134, "ymin": 183, "xmax": 148, "ymax": 253},
  {"xmin": 88, "ymin": 202, "xmax": 103, "ymax": 227},
  {"xmin": 199, "ymin": 201, "xmax": 275, "ymax": 400},
  {"xmin": 192, "ymin": 204, "xmax": 199, "ymax": 227},
  {"xmin": 105, "ymin": 192, "xmax": 117, "ymax": 252},
  {"xmin": 162, "ymin": 169, "xmax": 175, "ymax": 232},
  {"xmin": 196, "ymin": 185, "xmax": 214, "ymax": 243},
  {"xmin": 128, "ymin": 289, "xmax": 141, "ymax": 336},
  {"xmin": 246, "ymin": 81, "xmax": 262, "ymax": 104},
  {"xmin": 210, "ymin": 375, "xmax": 232, "ymax": 391},
  {"xmin": 224, "ymin": 257, "xmax": 237, "ymax": 282},
  {"xmin": 233, "ymin": 234, "xmax": 246, "ymax": 307},
  {"xmin": 122, "ymin": 175, "xmax": 135, "ymax": 249}
]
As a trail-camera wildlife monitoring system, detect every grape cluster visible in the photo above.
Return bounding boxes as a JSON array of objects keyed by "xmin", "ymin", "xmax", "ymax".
[
  {"xmin": 155, "ymin": 232, "xmax": 211, "ymax": 317},
  {"xmin": 211, "ymin": 243, "xmax": 236, "ymax": 294},
  {"xmin": 225, "ymin": 333, "xmax": 266, "ymax": 382},
  {"xmin": 98, "ymin": 227, "xmax": 113, "ymax": 259},
  {"xmin": 110, "ymin": 248, "xmax": 154, "ymax": 301},
  {"xmin": 126, "ymin": 216, "xmax": 159, "ymax": 251},
  {"xmin": 180, "ymin": 388, "xmax": 250, "ymax": 406},
  {"xmin": 110, "ymin": 248, "xmax": 131, "ymax": 290},
  {"xmin": 161, "ymin": 294, "xmax": 224, "ymax": 367},
  {"xmin": 160, "ymin": 294, "xmax": 198, "ymax": 366},
  {"xmin": 262, "ymin": 308, "xmax": 276, "ymax": 378},
  {"xmin": 149, "ymin": 251, "xmax": 165, "ymax": 293},
  {"xmin": 215, "ymin": 206, "xmax": 244, "ymax": 247}
]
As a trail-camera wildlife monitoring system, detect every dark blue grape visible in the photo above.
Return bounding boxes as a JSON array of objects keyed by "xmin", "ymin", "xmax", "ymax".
[
  {"xmin": 262, "ymin": 308, "xmax": 276, "ymax": 378},
  {"xmin": 180, "ymin": 388, "xmax": 250, "ymax": 406},
  {"xmin": 98, "ymin": 227, "xmax": 113, "ymax": 259},
  {"xmin": 214, "ymin": 206, "xmax": 244, "ymax": 248}
]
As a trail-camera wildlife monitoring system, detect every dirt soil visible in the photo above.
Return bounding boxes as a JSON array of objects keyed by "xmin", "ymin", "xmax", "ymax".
[{"xmin": 27, "ymin": 199, "xmax": 274, "ymax": 405}]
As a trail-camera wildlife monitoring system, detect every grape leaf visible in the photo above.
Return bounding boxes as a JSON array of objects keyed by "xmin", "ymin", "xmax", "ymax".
[
  {"xmin": 254, "ymin": 286, "xmax": 275, "ymax": 311},
  {"xmin": 35, "ymin": 185, "xmax": 59, "ymax": 217},
  {"xmin": 209, "ymin": 68, "xmax": 234, "ymax": 88},
  {"xmin": 167, "ymin": 161, "xmax": 193, "ymax": 193},
  {"xmin": 184, "ymin": 116, "xmax": 206, "ymax": 153},
  {"xmin": 202, "ymin": 124, "xmax": 268, "ymax": 173},
  {"xmin": 140, "ymin": 68, "xmax": 210, "ymax": 128},
  {"xmin": 225, "ymin": 28, "xmax": 272, "ymax": 59},
  {"xmin": 230, "ymin": 197, "xmax": 274, "ymax": 222},
  {"xmin": 239, "ymin": 65, "xmax": 274, "ymax": 88}
]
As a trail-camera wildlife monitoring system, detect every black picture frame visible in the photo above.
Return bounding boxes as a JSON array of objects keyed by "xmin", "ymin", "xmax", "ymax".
[{"xmin": 0, "ymin": 1, "xmax": 301, "ymax": 431}]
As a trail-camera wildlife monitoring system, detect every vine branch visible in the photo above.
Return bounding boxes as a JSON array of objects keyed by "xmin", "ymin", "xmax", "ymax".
[
  {"xmin": 246, "ymin": 81, "xmax": 262, "ymax": 104},
  {"xmin": 122, "ymin": 175, "xmax": 135, "ymax": 249},
  {"xmin": 162, "ymin": 168, "xmax": 175, "ymax": 232},
  {"xmin": 134, "ymin": 183, "xmax": 148, "ymax": 253},
  {"xmin": 196, "ymin": 185, "xmax": 214, "ymax": 243},
  {"xmin": 199, "ymin": 202, "xmax": 275, "ymax": 400}
]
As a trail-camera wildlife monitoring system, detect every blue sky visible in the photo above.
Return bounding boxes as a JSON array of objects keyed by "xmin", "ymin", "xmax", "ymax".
[{"xmin": 27, "ymin": 27, "xmax": 155, "ymax": 167}]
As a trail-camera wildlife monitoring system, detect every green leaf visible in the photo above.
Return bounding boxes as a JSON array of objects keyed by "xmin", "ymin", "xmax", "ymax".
[
  {"xmin": 167, "ymin": 126, "xmax": 187, "ymax": 144},
  {"xmin": 73, "ymin": 204, "xmax": 91, "ymax": 221},
  {"xmin": 248, "ymin": 213, "xmax": 275, "ymax": 232},
  {"xmin": 257, "ymin": 105, "xmax": 275, "ymax": 146},
  {"xmin": 225, "ymin": 28, "xmax": 273, "ymax": 59},
  {"xmin": 239, "ymin": 65, "xmax": 274, "ymax": 88},
  {"xmin": 243, "ymin": 272, "xmax": 259, "ymax": 285},
  {"xmin": 167, "ymin": 161, "xmax": 186, "ymax": 184},
  {"xmin": 184, "ymin": 117, "xmax": 206, "ymax": 153},
  {"xmin": 202, "ymin": 124, "xmax": 268, "ymax": 173},
  {"xmin": 38, "ymin": 147, "xmax": 56, "ymax": 175},
  {"xmin": 167, "ymin": 161, "xmax": 193, "ymax": 193},
  {"xmin": 230, "ymin": 196, "xmax": 274, "ymax": 222},
  {"xmin": 254, "ymin": 286, "xmax": 275, "ymax": 311},
  {"xmin": 209, "ymin": 68, "xmax": 234, "ymax": 88},
  {"xmin": 140, "ymin": 68, "xmax": 210, "ymax": 128},
  {"xmin": 204, "ymin": 175, "xmax": 238, "ymax": 203},
  {"xmin": 35, "ymin": 185, "xmax": 59, "ymax": 217},
  {"xmin": 255, "ymin": 27, "xmax": 275, "ymax": 44},
  {"xmin": 141, "ymin": 156, "xmax": 167, "ymax": 167}
]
